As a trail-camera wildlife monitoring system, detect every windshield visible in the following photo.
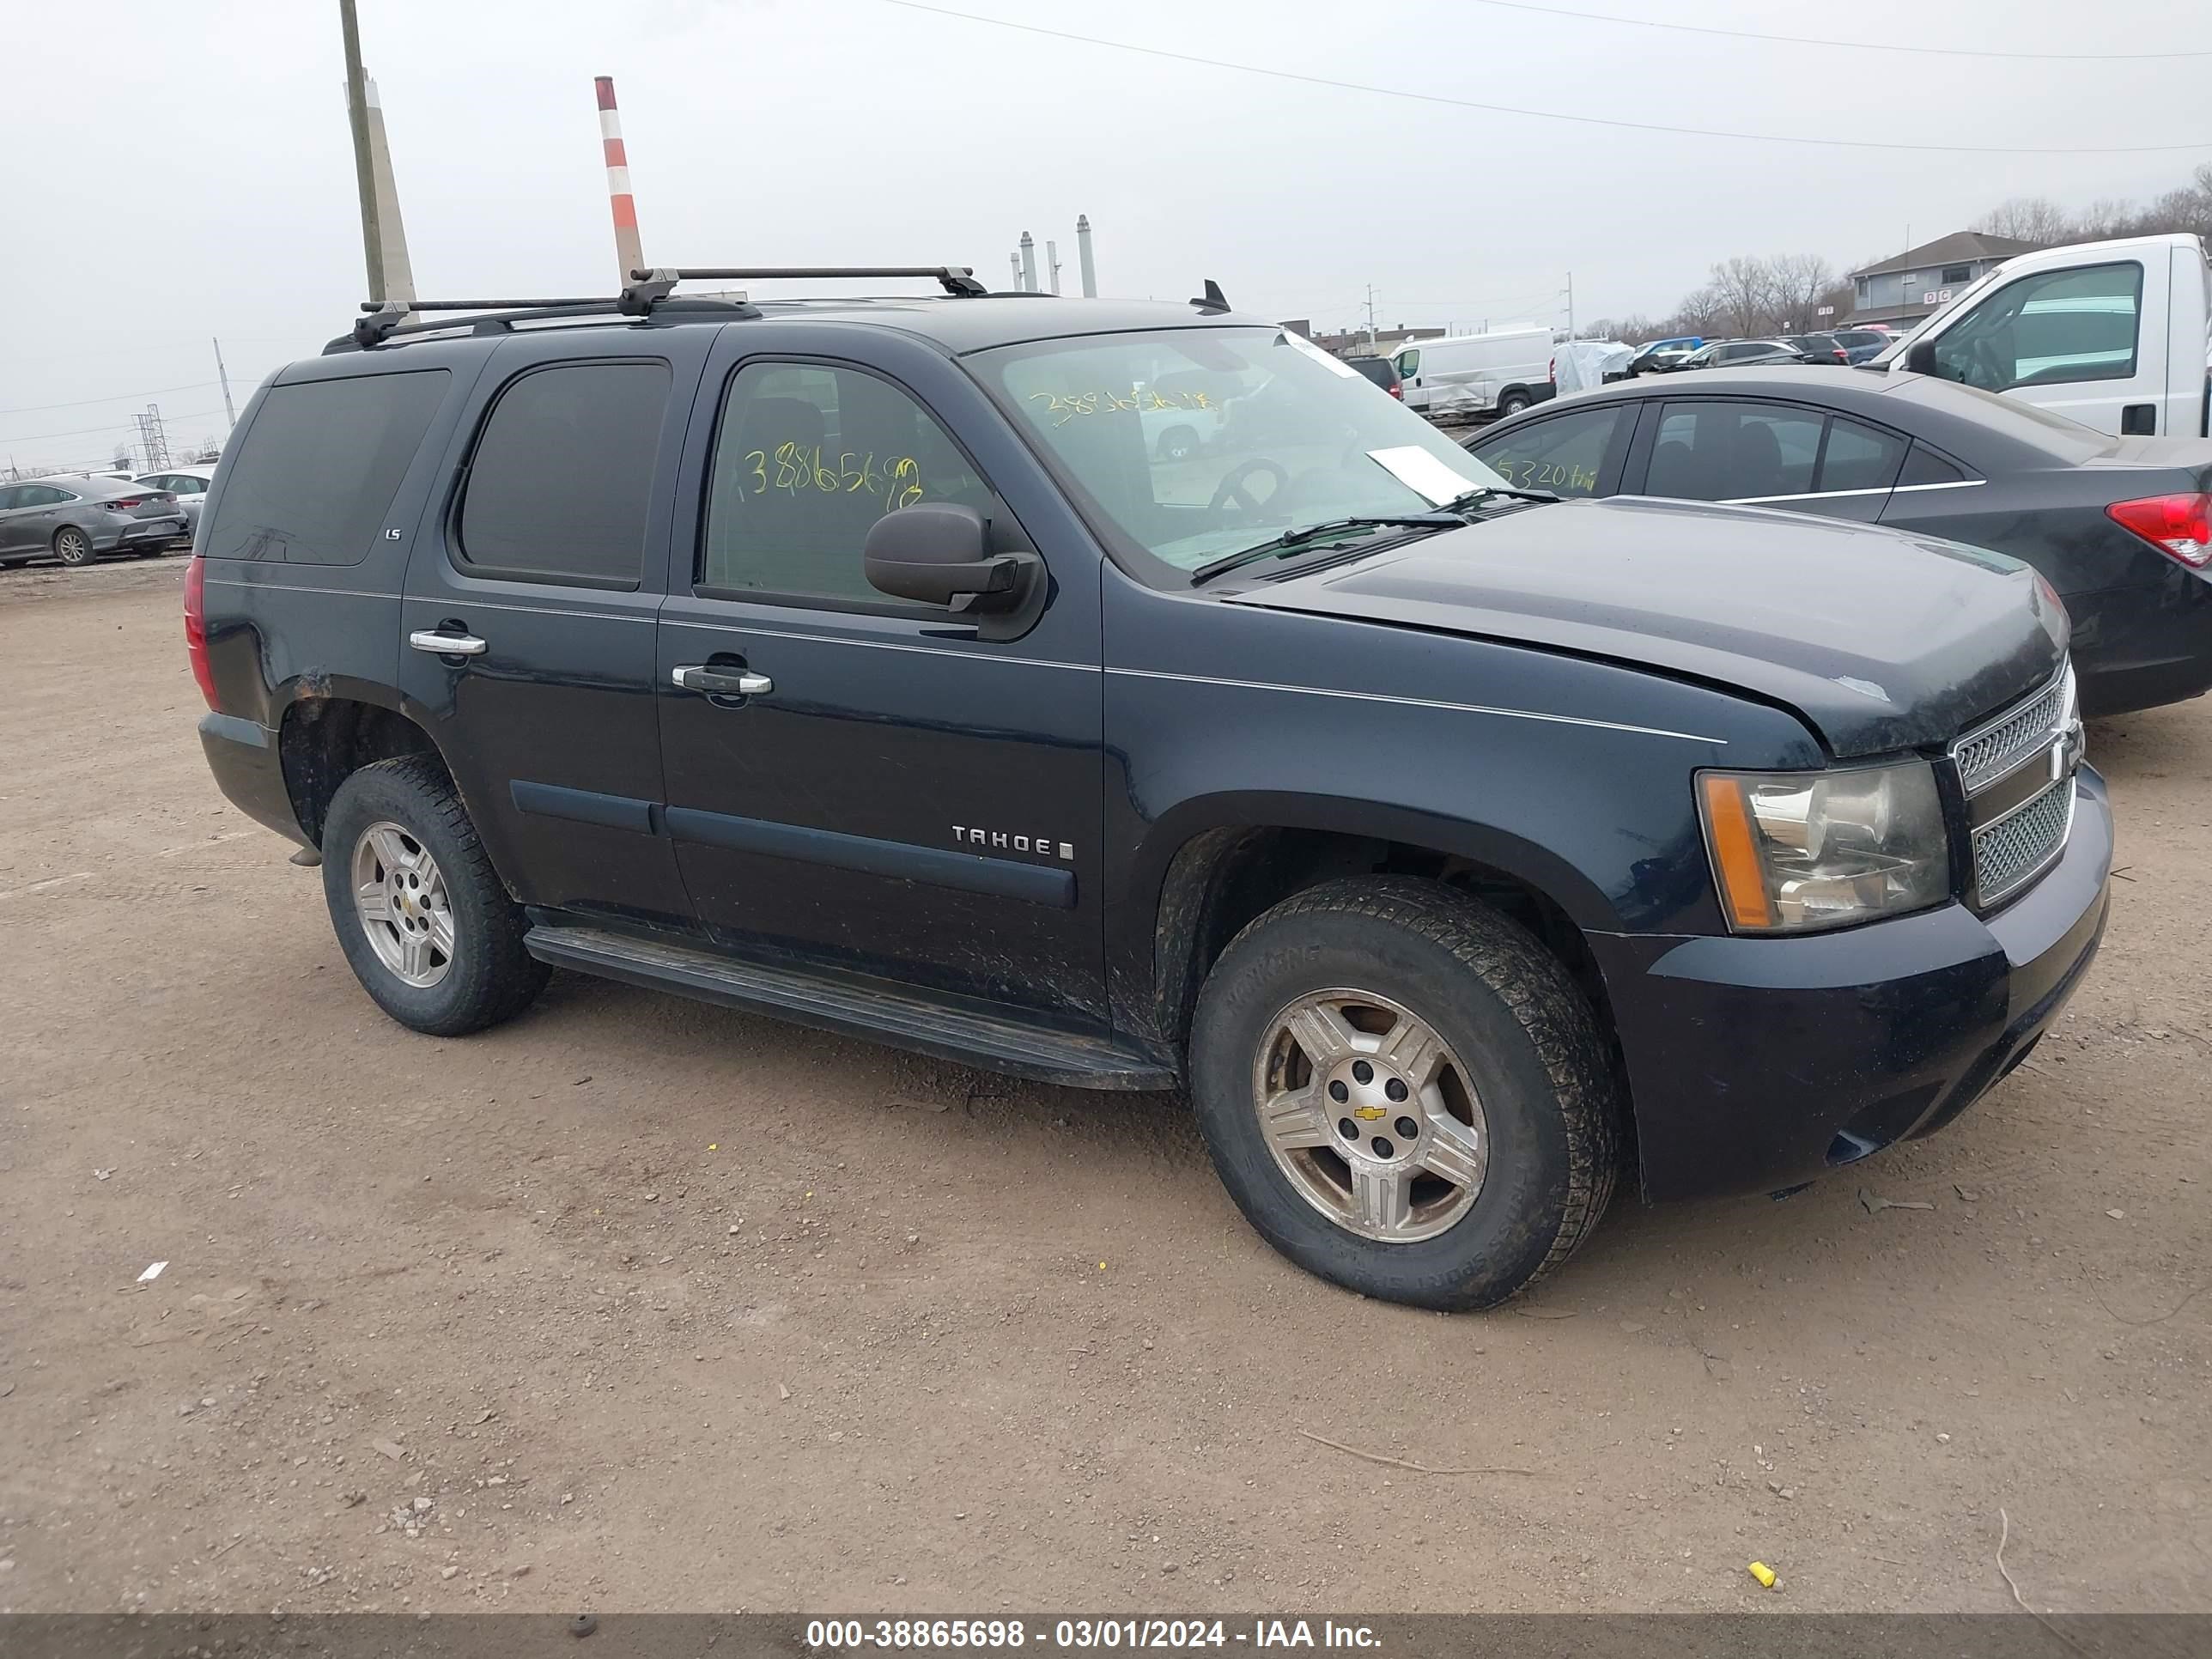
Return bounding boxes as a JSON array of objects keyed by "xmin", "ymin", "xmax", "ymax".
[{"xmin": 973, "ymin": 325, "xmax": 1507, "ymax": 580}]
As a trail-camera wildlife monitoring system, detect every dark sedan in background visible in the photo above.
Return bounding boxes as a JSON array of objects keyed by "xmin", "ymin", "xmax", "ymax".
[{"xmin": 1464, "ymin": 368, "xmax": 2212, "ymax": 715}]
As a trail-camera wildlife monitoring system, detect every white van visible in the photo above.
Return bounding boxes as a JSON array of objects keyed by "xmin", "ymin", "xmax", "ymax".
[
  {"xmin": 1874, "ymin": 232, "xmax": 2211, "ymax": 437},
  {"xmin": 1393, "ymin": 326, "xmax": 1554, "ymax": 421}
]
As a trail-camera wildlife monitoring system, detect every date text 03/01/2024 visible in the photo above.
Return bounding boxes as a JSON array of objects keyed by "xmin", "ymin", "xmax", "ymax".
[{"xmin": 802, "ymin": 1618, "xmax": 1382, "ymax": 1650}]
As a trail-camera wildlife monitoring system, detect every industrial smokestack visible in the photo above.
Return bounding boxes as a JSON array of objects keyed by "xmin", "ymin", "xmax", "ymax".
[
  {"xmin": 1008, "ymin": 252, "xmax": 1021, "ymax": 290},
  {"xmin": 595, "ymin": 76, "xmax": 644, "ymax": 283},
  {"xmin": 1047, "ymin": 240, "xmax": 1060, "ymax": 295},
  {"xmin": 1076, "ymin": 214, "xmax": 1096, "ymax": 298},
  {"xmin": 361, "ymin": 78, "xmax": 416, "ymax": 309},
  {"xmin": 1018, "ymin": 230, "xmax": 1037, "ymax": 295}
]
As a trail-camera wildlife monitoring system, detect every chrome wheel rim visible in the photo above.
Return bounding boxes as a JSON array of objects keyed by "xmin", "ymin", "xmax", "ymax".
[
  {"xmin": 1253, "ymin": 988, "xmax": 1487, "ymax": 1244},
  {"xmin": 56, "ymin": 530, "xmax": 90, "ymax": 564},
  {"xmin": 350, "ymin": 820, "xmax": 454, "ymax": 988}
]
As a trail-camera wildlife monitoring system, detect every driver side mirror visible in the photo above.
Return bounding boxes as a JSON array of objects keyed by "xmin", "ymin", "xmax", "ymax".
[
  {"xmin": 864, "ymin": 501, "xmax": 1037, "ymax": 617},
  {"xmin": 1905, "ymin": 339, "xmax": 1936, "ymax": 375}
]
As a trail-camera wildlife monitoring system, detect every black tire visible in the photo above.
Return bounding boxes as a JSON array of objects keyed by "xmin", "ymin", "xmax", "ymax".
[
  {"xmin": 1188, "ymin": 878, "xmax": 1622, "ymax": 1310},
  {"xmin": 52, "ymin": 526, "xmax": 94, "ymax": 567},
  {"xmin": 1495, "ymin": 390, "xmax": 1532, "ymax": 418},
  {"xmin": 319, "ymin": 754, "xmax": 549, "ymax": 1037}
]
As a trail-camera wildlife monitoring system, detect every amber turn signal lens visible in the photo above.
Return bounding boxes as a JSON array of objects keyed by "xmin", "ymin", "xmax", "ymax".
[{"xmin": 1699, "ymin": 774, "xmax": 1776, "ymax": 932}]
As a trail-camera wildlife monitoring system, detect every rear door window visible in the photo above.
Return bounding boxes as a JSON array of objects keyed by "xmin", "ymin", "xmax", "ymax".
[
  {"xmin": 1646, "ymin": 401, "xmax": 1823, "ymax": 500},
  {"xmin": 1468, "ymin": 404, "xmax": 1629, "ymax": 497},
  {"xmin": 1815, "ymin": 416, "xmax": 1908, "ymax": 491},
  {"xmin": 204, "ymin": 371, "xmax": 449, "ymax": 564},
  {"xmin": 457, "ymin": 361, "xmax": 671, "ymax": 587}
]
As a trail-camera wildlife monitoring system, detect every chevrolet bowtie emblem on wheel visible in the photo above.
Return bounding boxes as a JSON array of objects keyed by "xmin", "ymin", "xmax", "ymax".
[{"xmin": 1352, "ymin": 1105, "xmax": 1387, "ymax": 1121}]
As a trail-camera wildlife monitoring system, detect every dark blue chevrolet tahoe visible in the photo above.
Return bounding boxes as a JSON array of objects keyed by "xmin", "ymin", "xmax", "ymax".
[{"xmin": 188, "ymin": 268, "xmax": 2110, "ymax": 1310}]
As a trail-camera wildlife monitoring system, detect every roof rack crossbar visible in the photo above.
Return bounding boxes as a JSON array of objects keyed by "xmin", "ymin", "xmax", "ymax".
[
  {"xmin": 341, "ymin": 289, "xmax": 760, "ymax": 352},
  {"xmin": 636, "ymin": 265, "xmax": 988, "ymax": 297}
]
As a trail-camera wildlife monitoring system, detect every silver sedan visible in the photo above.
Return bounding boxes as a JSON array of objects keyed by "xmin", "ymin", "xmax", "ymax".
[{"xmin": 0, "ymin": 474, "xmax": 191, "ymax": 568}]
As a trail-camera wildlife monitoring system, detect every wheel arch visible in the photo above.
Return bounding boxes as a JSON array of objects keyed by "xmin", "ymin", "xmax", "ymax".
[
  {"xmin": 275, "ymin": 678, "xmax": 452, "ymax": 850},
  {"xmin": 1129, "ymin": 793, "xmax": 1623, "ymax": 1056}
]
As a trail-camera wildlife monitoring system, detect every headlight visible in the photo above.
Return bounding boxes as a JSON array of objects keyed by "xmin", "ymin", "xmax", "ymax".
[{"xmin": 1698, "ymin": 759, "xmax": 1949, "ymax": 933}]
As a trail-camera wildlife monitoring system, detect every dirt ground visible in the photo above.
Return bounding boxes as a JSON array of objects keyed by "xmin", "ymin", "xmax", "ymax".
[{"xmin": 1, "ymin": 557, "xmax": 2207, "ymax": 1618}]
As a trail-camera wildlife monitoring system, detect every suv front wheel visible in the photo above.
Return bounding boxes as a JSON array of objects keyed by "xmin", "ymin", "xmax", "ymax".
[
  {"xmin": 319, "ymin": 755, "xmax": 549, "ymax": 1036},
  {"xmin": 1188, "ymin": 878, "xmax": 1622, "ymax": 1310}
]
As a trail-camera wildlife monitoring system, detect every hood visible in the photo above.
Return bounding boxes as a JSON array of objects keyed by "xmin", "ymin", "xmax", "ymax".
[{"xmin": 1224, "ymin": 495, "xmax": 2068, "ymax": 757}]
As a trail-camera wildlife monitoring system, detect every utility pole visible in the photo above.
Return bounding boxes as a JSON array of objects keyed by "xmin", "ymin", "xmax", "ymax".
[
  {"xmin": 212, "ymin": 337, "xmax": 237, "ymax": 428},
  {"xmin": 1560, "ymin": 271, "xmax": 1575, "ymax": 339},
  {"xmin": 337, "ymin": 0, "xmax": 383, "ymax": 302}
]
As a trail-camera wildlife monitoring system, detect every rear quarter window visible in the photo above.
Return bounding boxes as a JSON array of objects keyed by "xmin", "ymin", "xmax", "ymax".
[{"xmin": 202, "ymin": 370, "xmax": 450, "ymax": 565}]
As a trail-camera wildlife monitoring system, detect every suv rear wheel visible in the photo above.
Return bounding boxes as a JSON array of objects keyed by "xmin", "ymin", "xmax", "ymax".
[
  {"xmin": 319, "ymin": 755, "xmax": 549, "ymax": 1036},
  {"xmin": 1188, "ymin": 878, "xmax": 1621, "ymax": 1310}
]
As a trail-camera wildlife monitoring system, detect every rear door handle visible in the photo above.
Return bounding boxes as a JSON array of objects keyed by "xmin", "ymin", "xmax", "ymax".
[
  {"xmin": 409, "ymin": 629, "xmax": 488, "ymax": 656},
  {"xmin": 672, "ymin": 665, "xmax": 772, "ymax": 698}
]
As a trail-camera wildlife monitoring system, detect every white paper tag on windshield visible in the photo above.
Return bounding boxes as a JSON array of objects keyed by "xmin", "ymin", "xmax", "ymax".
[
  {"xmin": 1366, "ymin": 445, "xmax": 1481, "ymax": 506},
  {"xmin": 1280, "ymin": 329, "xmax": 1358, "ymax": 377}
]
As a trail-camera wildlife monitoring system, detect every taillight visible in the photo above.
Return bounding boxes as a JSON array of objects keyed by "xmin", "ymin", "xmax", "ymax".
[
  {"xmin": 2107, "ymin": 492, "xmax": 2212, "ymax": 568},
  {"xmin": 1389, "ymin": 384, "xmax": 1402, "ymax": 398},
  {"xmin": 184, "ymin": 552, "xmax": 218, "ymax": 709},
  {"xmin": 108, "ymin": 495, "xmax": 148, "ymax": 511}
]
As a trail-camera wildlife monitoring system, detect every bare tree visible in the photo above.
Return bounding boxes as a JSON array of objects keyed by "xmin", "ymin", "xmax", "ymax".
[
  {"xmin": 1706, "ymin": 257, "xmax": 1775, "ymax": 337},
  {"xmin": 1974, "ymin": 197, "xmax": 2072, "ymax": 246},
  {"xmin": 1765, "ymin": 252, "xmax": 1837, "ymax": 331}
]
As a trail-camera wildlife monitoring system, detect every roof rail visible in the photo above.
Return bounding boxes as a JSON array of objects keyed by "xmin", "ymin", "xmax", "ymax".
[
  {"xmin": 333, "ymin": 265, "xmax": 988, "ymax": 352},
  {"xmin": 636, "ymin": 265, "xmax": 989, "ymax": 297},
  {"xmin": 335, "ymin": 270, "xmax": 757, "ymax": 352}
]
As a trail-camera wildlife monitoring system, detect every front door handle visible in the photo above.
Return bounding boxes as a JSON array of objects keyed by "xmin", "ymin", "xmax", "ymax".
[
  {"xmin": 672, "ymin": 665, "xmax": 772, "ymax": 697},
  {"xmin": 409, "ymin": 629, "xmax": 488, "ymax": 657}
]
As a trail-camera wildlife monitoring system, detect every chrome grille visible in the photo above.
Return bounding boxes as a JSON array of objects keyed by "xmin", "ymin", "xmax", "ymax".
[
  {"xmin": 1972, "ymin": 780, "xmax": 2075, "ymax": 905},
  {"xmin": 1954, "ymin": 667, "xmax": 2071, "ymax": 793}
]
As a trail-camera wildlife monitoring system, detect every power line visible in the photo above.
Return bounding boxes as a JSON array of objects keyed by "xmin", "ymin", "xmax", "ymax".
[
  {"xmin": 1, "ymin": 406, "xmax": 232, "ymax": 447},
  {"xmin": 870, "ymin": 0, "xmax": 2212, "ymax": 154},
  {"xmin": 1462, "ymin": 0, "xmax": 2206, "ymax": 61},
  {"xmin": 0, "ymin": 380, "xmax": 223, "ymax": 417}
]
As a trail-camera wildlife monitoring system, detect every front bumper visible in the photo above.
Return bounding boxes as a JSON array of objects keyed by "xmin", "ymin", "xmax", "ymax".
[
  {"xmin": 198, "ymin": 711, "xmax": 310, "ymax": 848},
  {"xmin": 1590, "ymin": 768, "xmax": 2112, "ymax": 1203}
]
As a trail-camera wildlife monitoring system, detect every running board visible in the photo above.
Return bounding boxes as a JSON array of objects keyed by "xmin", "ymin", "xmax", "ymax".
[{"xmin": 524, "ymin": 923, "xmax": 1177, "ymax": 1091}]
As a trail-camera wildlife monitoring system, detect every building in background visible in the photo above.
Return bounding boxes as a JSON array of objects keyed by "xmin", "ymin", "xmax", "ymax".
[{"xmin": 1845, "ymin": 231, "xmax": 2037, "ymax": 329}]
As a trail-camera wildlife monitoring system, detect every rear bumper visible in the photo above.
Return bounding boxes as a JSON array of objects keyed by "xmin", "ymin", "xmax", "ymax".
[
  {"xmin": 198, "ymin": 711, "xmax": 310, "ymax": 847},
  {"xmin": 1590, "ymin": 768, "xmax": 2112, "ymax": 1203},
  {"xmin": 94, "ymin": 516, "xmax": 189, "ymax": 551}
]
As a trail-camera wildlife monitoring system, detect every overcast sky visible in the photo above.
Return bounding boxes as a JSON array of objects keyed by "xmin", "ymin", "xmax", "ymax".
[{"xmin": 4, "ymin": 0, "xmax": 2205, "ymax": 470}]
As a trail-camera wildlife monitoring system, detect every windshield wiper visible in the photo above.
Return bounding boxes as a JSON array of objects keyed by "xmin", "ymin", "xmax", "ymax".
[
  {"xmin": 1189, "ymin": 515, "xmax": 1461, "ymax": 585},
  {"xmin": 1439, "ymin": 484, "xmax": 1561, "ymax": 513}
]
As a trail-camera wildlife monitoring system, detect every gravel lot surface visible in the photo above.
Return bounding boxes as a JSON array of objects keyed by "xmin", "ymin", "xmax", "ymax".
[{"xmin": 3, "ymin": 558, "xmax": 2206, "ymax": 1615}]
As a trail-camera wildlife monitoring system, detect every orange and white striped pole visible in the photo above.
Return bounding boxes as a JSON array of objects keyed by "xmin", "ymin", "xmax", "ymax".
[{"xmin": 594, "ymin": 76, "xmax": 644, "ymax": 283}]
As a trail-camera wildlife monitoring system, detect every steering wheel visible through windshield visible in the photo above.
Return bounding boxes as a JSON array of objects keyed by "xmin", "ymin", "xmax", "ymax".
[{"xmin": 972, "ymin": 325, "xmax": 1509, "ymax": 583}]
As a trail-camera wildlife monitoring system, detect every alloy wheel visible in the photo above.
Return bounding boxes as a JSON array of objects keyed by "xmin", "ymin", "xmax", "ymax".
[{"xmin": 1251, "ymin": 988, "xmax": 1488, "ymax": 1243}]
